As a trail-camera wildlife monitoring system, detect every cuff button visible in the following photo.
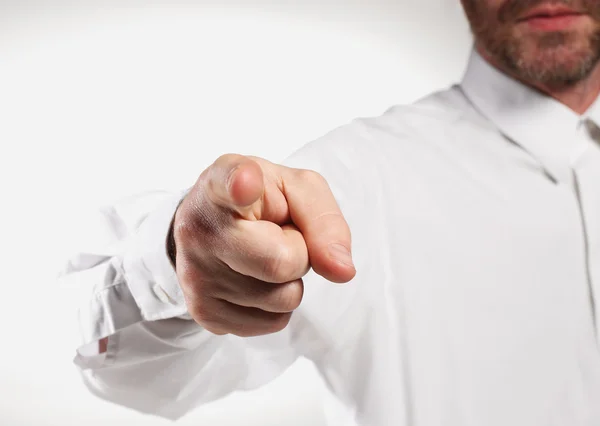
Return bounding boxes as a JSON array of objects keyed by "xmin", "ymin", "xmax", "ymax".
[{"xmin": 153, "ymin": 283, "xmax": 175, "ymax": 304}]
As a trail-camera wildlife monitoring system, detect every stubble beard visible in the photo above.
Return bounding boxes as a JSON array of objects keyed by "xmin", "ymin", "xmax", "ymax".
[
  {"xmin": 463, "ymin": 0, "xmax": 600, "ymax": 88},
  {"xmin": 483, "ymin": 25, "xmax": 600, "ymax": 87}
]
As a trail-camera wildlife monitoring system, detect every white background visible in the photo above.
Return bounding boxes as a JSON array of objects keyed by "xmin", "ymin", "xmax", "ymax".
[{"xmin": 0, "ymin": 1, "xmax": 472, "ymax": 424}]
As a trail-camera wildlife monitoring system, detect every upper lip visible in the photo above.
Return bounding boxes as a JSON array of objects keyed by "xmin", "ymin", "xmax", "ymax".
[{"xmin": 518, "ymin": 4, "xmax": 583, "ymax": 20}]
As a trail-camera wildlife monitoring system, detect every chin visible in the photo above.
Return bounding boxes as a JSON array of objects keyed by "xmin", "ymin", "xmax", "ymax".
[{"xmin": 508, "ymin": 32, "xmax": 600, "ymax": 85}]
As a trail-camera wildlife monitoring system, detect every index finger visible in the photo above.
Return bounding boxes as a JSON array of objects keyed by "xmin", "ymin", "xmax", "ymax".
[{"xmin": 279, "ymin": 168, "xmax": 356, "ymax": 284}]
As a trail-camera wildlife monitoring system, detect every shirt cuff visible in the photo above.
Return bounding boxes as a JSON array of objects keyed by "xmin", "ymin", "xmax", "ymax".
[{"xmin": 124, "ymin": 189, "xmax": 191, "ymax": 321}]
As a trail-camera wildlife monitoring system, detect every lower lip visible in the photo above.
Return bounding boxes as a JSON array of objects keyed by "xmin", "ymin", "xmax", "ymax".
[{"xmin": 522, "ymin": 14, "xmax": 584, "ymax": 31}]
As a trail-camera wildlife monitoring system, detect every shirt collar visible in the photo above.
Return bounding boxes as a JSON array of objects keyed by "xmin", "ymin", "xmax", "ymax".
[
  {"xmin": 583, "ymin": 92, "xmax": 600, "ymax": 139},
  {"xmin": 460, "ymin": 49, "xmax": 593, "ymax": 184}
]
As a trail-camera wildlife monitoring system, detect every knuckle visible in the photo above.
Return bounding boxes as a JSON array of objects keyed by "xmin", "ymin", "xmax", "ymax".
[
  {"xmin": 244, "ymin": 155, "xmax": 263, "ymax": 166},
  {"xmin": 177, "ymin": 261, "xmax": 211, "ymax": 296},
  {"xmin": 274, "ymin": 282, "xmax": 303, "ymax": 312},
  {"xmin": 262, "ymin": 244, "xmax": 293, "ymax": 282},
  {"xmin": 176, "ymin": 265, "xmax": 198, "ymax": 299},
  {"xmin": 196, "ymin": 315, "xmax": 227, "ymax": 335},
  {"xmin": 189, "ymin": 305, "xmax": 209, "ymax": 325},
  {"xmin": 210, "ymin": 154, "xmax": 241, "ymax": 177},
  {"xmin": 203, "ymin": 323, "xmax": 229, "ymax": 336},
  {"xmin": 234, "ymin": 326, "xmax": 259, "ymax": 338},
  {"xmin": 313, "ymin": 209, "xmax": 344, "ymax": 221},
  {"xmin": 216, "ymin": 153, "xmax": 242, "ymax": 165},
  {"xmin": 267, "ymin": 313, "xmax": 293, "ymax": 334},
  {"xmin": 314, "ymin": 210, "xmax": 347, "ymax": 230},
  {"xmin": 296, "ymin": 168, "xmax": 326, "ymax": 185},
  {"xmin": 181, "ymin": 274, "xmax": 231, "ymax": 334},
  {"xmin": 211, "ymin": 154, "xmax": 246, "ymax": 187},
  {"xmin": 172, "ymin": 214, "xmax": 198, "ymax": 247},
  {"xmin": 215, "ymin": 153, "xmax": 233, "ymax": 164},
  {"xmin": 188, "ymin": 295, "xmax": 217, "ymax": 325}
]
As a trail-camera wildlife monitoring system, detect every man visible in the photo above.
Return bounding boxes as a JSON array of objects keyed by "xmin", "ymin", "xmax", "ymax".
[{"xmin": 63, "ymin": 0, "xmax": 600, "ymax": 425}]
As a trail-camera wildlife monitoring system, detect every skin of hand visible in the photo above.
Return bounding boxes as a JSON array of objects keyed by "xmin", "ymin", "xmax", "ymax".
[{"xmin": 170, "ymin": 154, "xmax": 357, "ymax": 337}]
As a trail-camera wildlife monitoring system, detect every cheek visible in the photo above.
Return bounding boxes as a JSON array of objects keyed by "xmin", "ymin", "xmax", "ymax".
[
  {"xmin": 484, "ymin": 0, "xmax": 506, "ymax": 18},
  {"xmin": 489, "ymin": 0, "xmax": 506, "ymax": 8}
]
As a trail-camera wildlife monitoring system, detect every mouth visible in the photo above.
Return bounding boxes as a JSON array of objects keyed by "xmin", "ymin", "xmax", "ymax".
[{"xmin": 517, "ymin": 4, "xmax": 586, "ymax": 31}]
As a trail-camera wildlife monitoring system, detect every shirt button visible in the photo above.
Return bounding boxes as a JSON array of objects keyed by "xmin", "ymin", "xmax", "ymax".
[{"xmin": 153, "ymin": 283, "xmax": 174, "ymax": 304}]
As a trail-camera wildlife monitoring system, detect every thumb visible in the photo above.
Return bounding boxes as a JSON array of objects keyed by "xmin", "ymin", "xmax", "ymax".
[{"xmin": 203, "ymin": 154, "xmax": 264, "ymax": 219}]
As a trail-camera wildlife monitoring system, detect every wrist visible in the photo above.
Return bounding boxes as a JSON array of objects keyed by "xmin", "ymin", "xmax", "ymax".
[
  {"xmin": 166, "ymin": 219, "xmax": 177, "ymax": 269},
  {"xmin": 166, "ymin": 198, "xmax": 186, "ymax": 269}
]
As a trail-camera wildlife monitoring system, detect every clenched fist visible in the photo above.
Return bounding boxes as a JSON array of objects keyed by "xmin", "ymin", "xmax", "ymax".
[{"xmin": 171, "ymin": 154, "xmax": 356, "ymax": 337}]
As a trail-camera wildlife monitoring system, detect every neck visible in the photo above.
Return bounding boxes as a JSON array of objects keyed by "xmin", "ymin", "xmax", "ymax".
[{"xmin": 476, "ymin": 44, "xmax": 600, "ymax": 115}]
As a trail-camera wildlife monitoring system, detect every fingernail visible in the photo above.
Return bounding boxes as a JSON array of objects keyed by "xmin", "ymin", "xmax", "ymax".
[{"xmin": 329, "ymin": 243, "xmax": 354, "ymax": 267}]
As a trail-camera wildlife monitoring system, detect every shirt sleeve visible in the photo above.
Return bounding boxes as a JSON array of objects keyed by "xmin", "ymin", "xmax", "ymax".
[
  {"xmin": 61, "ymin": 189, "xmax": 190, "ymax": 353},
  {"xmin": 59, "ymin": 120, "xmax": 375, "ymax": 420}
]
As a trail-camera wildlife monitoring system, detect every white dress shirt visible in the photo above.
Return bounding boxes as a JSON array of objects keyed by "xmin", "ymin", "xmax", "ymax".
[{"xmin": 61, "ymin": 49, "xmax": 600, "ymax": 426}]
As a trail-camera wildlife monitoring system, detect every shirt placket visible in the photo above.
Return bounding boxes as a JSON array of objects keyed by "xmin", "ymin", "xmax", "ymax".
[{"xmin": 573, "ymin": 121, "xmax": 600, "ymax": 342}]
